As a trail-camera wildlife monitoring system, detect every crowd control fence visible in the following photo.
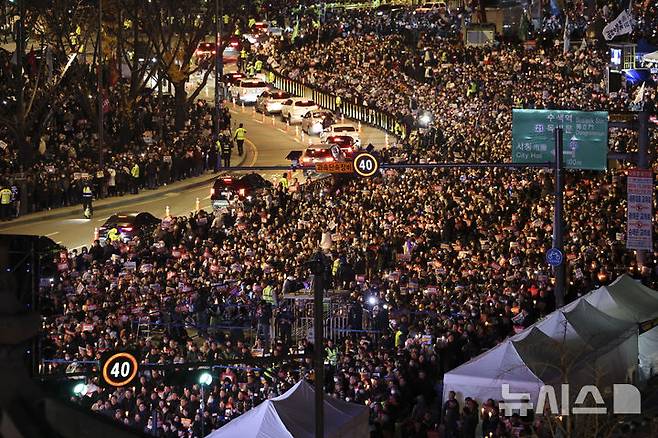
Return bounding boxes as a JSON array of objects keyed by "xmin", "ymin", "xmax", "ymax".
[{"xmin": 267, "ymin": 69, "xmax": 400, "ymax": 135}]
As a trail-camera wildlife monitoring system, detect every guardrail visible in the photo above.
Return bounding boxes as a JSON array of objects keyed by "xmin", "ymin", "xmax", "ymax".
[{"xmin": 267, "ymin": 68, "xmax": 400, "ymax": 136}]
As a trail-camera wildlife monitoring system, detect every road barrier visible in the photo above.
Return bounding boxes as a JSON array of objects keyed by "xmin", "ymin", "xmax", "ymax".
[{"xmin": 266, "ymin": 68, "xmax": 400, "ymax": 136}]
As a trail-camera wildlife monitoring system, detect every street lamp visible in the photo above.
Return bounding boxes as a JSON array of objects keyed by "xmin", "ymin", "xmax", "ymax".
[
  {"xmin": 72, "ymin": 382, "xmax": 87, "ymax": 396},
  {"xmin": 418, "ymin": 111, "xmax": 433, "ymax": 128},
  {"xmin": 198, "ymin": 372, "xmax": 213, "ymax": 437}
]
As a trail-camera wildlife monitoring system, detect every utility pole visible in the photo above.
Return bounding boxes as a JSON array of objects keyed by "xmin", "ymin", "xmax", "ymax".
[
  {"xmin": 308, "ymin": 251, "xmax": 325, "ymax": 438},
  {"xmin": 553, "ymin": 127, "xmax": 565, "ymax": 308},
  {"xmin": 97, "ymin": 0, "xmax": 104, "ymax": 167},
  {"xmin": 214, "ymin": 0, "xmax": 223, "ymax": 141},
  {"xmin": 15, "ymin": 0, "xmax": 27, "ymax": 168}
]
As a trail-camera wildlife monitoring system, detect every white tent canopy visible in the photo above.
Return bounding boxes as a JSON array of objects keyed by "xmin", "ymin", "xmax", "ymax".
[
  {"xmin": 442, "ymin": 277, "xmax": 654, "ymax": 405},
  {"xmin": 208, "ymin": 380, "xmax": 369, "ymax": 438},
  {"xmin": 583, "ymin": 275, "xmax": 658, "ymax": 378},
  {"xmin": 642, "ymin": 50, "xmax": 658, "ymax": 67}
]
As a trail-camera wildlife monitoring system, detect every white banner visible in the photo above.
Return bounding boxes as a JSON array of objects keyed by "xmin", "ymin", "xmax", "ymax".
[
  {"xmin": 603, "ymin": 10, "xmax": 635, "ymax": 41},
  {"xmin": 627, "ymin": 169, "xmax": 653, "ymax": 251}
]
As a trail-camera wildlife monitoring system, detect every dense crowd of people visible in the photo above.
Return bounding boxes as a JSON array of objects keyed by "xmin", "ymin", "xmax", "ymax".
[
  {"xmin": 26, "ymin": 2, "xmax": 658, "ymax": 438},
  {"xmin": 0, "ymin": 49, "xmax": 235, "ymax": 218}
]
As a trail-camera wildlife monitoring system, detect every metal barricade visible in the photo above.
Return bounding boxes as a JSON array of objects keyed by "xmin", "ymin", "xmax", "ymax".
[{"xmin": 265, "ymin": 69, "xmax": 399, "ymax": 136}]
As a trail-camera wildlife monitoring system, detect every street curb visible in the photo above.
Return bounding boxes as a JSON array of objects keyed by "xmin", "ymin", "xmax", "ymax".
[{"xmin": 0, "ymin": 151, "xmax": 249, "ymax": 230}]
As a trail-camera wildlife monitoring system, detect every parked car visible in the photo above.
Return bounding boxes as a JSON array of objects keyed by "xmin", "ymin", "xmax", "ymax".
[
  {"xmin": 299, "ymin": 144, "xmax": 336, "ymax": 167},
  {"xmin": 301, "ymin": 109, "xmax": 335, "ymax": 135},
  {"xmin": 319, "ymin": 123, "xmax": 361, "ymax": 146},
  {"xmin": 324, "ymin": 135, "xmax": 359, "ymax": 158},
  {"xmin": 97, "ymin": 212, "xmax": 161, "ymax": 243},
  {"xmin": 255, "ymin": 90, "xmax": 292, "ymax": 114},
  {"xmin": 231, "ymin": 79, "xmax": 269, "ymax": 104},
  {"xmin": 280, "ymin": 98, "xmax": 319, "ymax": 124},
  {"xmin": 210, "ymin": 173, "xmax": 272, "ymax": 209}
]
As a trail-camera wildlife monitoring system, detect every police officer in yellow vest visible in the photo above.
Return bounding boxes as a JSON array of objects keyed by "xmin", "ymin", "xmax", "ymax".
[
  {"xmin": 0, "ymin": 185, "xmax": 12, "ymax": 221},
  {"xmin": 247, "ymin": 62, "xmax": 255, "ymax": 77},
  {"xmin": 262, "ymin": 284, "xmax": 275, "ymax": 305},
  {"xmin": 239, "ymin": 48, "xmax": 247, "ymax": 71},
  {"xmin": 324, "ymin": 339, "xmax": 338, "ymax": 367},
  {"xmin": 466, "ymin": 81, "xmax": 478, "ymax": 98},
  {"xmin": 394, "ymin": 120, "xmax": 402, "ymax": 138},
  {"xmin": 131, "ymin": 163, "xmax": 140, "ymax": 194},
  {"xmin": 335, "ymin": 95, "xmax": 342, "ymax": 117},
  {"xmin": 107, "ymin": 227, "xmax": 120, "ymax": 242},
  {"xmin": 234, "ymin": 123, "xmax": 247, "ymax": 155},
  {"xmin": 255, "ymin": 59, "xmax": 263, "ymax": 73},
  {"xmin": 81, "ymin": 183, "xmax": 93, "ymax": 218},
  {"xmin": 268, "ymin": 71, "xmax": 275, "ymax": 84},
  {"xmin": 278, "ymin": 173, "xmax": 289, "ymax": 190},
  {"xmin": 248, "ymin": 18, "xmax": 256, "ymax": 29},
  {"xmin": 223, "ymin": 14, "xmax": 229, "ymax": 25}
]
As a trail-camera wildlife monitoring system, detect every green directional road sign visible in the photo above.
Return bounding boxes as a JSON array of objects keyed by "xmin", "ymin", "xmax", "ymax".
[{"xmin": 512, "ymin": 109, "xmax": 609, "ymax": 170}]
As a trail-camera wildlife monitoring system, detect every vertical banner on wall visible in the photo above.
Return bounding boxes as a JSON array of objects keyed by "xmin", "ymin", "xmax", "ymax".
[{"xmin": 626, "ymin": 169, "xmax": 653, "ymax": 251}]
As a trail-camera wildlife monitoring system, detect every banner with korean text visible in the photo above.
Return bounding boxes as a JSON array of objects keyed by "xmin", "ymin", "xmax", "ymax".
[{"xmin": 627, "ymin": 169, "xmax": 653, "ymax": 251}]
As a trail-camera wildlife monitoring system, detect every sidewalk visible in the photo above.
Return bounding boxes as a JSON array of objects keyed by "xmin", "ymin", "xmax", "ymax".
[{"xmin": 0, "ymin": 151, "xmax": 248, "ymax": 230}]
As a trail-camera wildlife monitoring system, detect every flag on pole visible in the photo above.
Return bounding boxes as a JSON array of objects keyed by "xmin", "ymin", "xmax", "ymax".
[
  {"xmin": 632, "ymin": 82, "xmax": 646, "ymax": 105},
  {"xmin": 563, "ymin": 16, "xmax": 570, "ymax": 54},
  {"xmin": 602, "ymin": 9, "xmax": 635, "ymax": 40}
]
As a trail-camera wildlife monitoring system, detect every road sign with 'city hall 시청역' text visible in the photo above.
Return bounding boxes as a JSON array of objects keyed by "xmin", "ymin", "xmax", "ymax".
[{"xmin": 512, "ymin": 110, "xmax": 608, "ymax": 170}]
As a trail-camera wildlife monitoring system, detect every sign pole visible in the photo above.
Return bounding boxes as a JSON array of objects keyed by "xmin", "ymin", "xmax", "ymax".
[
  {"xmin": 308, "ymin": 252, "xmax": 325, "ymax": 438},
  {"xmin": 553, "ymin": 127, "xmax": 566, "ymax": 308}
]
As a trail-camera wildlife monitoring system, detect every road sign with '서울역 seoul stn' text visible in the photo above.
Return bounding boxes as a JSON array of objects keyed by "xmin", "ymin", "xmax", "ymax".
[{"xmin": 512, "ymin": 109, "xmax": 608, "ymax": 170}]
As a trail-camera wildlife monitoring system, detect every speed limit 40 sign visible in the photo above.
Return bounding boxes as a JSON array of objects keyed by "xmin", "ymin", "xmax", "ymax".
[
  {"xmin": 100, "ymin": 351, "xmax": 139, "ymax": 387},
  {"xmin": 353, "ymin": 152, "xmax": 380, "ymax": 178}
]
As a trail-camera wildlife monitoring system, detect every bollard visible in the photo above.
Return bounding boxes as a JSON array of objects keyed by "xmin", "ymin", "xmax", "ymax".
[
  {"xmin": 358, "ymin": 121, "xmax": 362, "ymax": 132},
  {"xmin": 272, "ymin": 115, "xmax": 276, "ymax": 126},
  {"xmin": 241, "ymin": 102, "xmax": 245, "ymax": 112},
  {"xmin": 232, "ymin": 98, "xmax": 236, "ymax": 108},
  {"xmin": 94, "ymin": 227, "xmax": 99, "ymax": 241},
  {"xmin": 195, "ymin": 197, "xmax": 200, "ymax": 212},
  {"xmin": 301, "ymin": 130, "xmax": 305, "ymax": 142},
  {"xmin": 295, "ymin": 126, "xmax": 299, "ymax": 137},
  {"xmin": 286, "ymin": 120, "xmax": 290, "ymax": 131},
  {"xmin": 341, "ymin": 115, "xmax": 345, "ymax": 123},
  {"xmin": 252, "ymin": 106, "xmax": 256, "ymax": 116},
  {"xmin": 165, "ymin": 205, "xmax": 170, "ymax": 217},
  {"xmin": 262, "ymin": 112, "xmax": 266, "ymax": 123},
  {"xmin": 385, "ymin": 133, "xmax": 389, "ymax": 148}
]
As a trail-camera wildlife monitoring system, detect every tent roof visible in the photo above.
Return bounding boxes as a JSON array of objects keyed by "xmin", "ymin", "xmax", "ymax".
[
  {"xmin": 209, "ymin": 380, "xmax": 368, "ymax": 438},
  {"xmin": 584, "ymin": 274, "xmax": 658, "ymax": 323},
  {"xmin": 271, "ymin": 381, "xmax": 368, "ymax": 438},
  {"xmin": 207, "ymin": 400, "xmax": 292, "ymax": 438}
]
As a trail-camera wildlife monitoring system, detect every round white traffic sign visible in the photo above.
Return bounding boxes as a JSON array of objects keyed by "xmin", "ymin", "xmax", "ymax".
[{"xmin": 353, "ymin": 152, "xmax": 380, "ymax": 178}]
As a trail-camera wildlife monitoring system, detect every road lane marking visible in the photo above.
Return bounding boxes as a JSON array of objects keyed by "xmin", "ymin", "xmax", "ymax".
[
  {"xmin": 245, "ymin": 138, "xmax": 258, "ymax": 167},
  {"xmin": 45, "ymin": 232, "xmax": 60, "ymax": 237}
]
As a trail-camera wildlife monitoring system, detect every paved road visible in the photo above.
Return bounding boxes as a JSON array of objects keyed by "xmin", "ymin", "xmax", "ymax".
[{"xmin": 0, "ymin": 101, "xmax": 388, "ymax": 250}]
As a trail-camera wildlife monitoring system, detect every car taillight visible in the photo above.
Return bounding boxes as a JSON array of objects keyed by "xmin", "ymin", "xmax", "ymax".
[
  {"xmin": 231, "ymin": 41, "xmax": 239, "ymax": 48},
  {"xmin": 121, "ymin": 227, "xmax": 133, "ymax": 232},
  {"xmin": 223, "ymin": 178, "xmax": 232, "ymax": 183}
]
